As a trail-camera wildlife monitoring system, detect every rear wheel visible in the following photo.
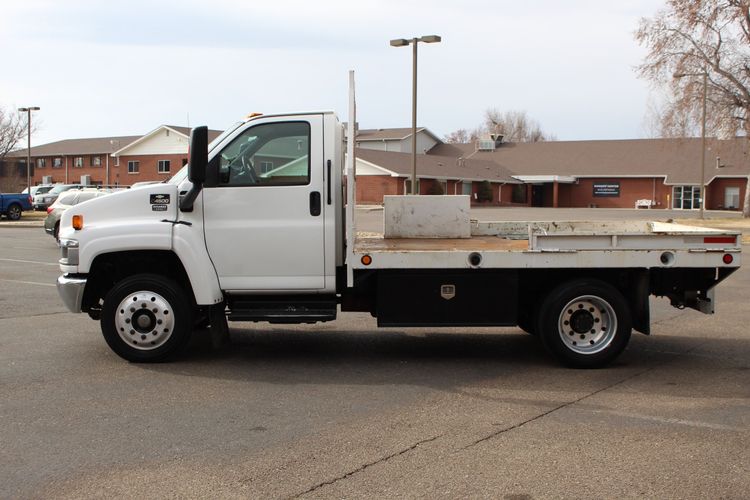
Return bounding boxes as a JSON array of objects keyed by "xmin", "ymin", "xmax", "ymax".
[
  {"xmin": 101, "ymin": 274, "xmax": 193, "ymax": 362},
  {"xmin": 7, "ymin": 203, "xmax": 22, "ymax": 221},
  {"xmin": 537, "ymin": 279, "xmax": 631, "ymax": 368}
]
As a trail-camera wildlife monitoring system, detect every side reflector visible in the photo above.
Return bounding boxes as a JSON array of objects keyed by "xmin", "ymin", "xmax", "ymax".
[
  {"xmin": 704, "ymin": 236, "xmax": 736, "ymax": 244},
  {"xmin": 361, "ymin": 255, "xmax": 372, "ymax": 266},
  {"xmin": 72, "ymin": 215, "xmax": 83, "ymax": 230},
  {"xmin": 723, "ymin": 254, "xmax": 734, "ymax": 265}
]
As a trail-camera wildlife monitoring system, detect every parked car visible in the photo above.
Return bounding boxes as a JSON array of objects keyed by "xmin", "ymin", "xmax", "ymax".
[
  {"xmin": 33, "ymin": 184, "xmax": 82, "ymax": 211},
  {"xmin": 44, "ymin": 188, "xmax": 117, "ymax": 239},
  {"xmin": 22, "ymin": 184, "xmax": 55, "ymax": 198},
  {"xmin": 0, "ymin": 192, "xmax": 33, "ymax": 220}
]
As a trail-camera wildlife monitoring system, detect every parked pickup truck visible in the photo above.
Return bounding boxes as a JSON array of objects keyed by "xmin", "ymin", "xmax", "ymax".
[
  {"xmin": 0, "ymin": 192, "xmax": 33, "ymax": 220},
  {"xmin": 55, "ymin": 74, "xmax": 741, "ymax": 368}
]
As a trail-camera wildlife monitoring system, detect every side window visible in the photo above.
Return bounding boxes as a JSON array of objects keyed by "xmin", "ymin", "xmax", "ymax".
[{"xmin": 217, "ymin": 122, "xmax": 310, "ymax": 187}]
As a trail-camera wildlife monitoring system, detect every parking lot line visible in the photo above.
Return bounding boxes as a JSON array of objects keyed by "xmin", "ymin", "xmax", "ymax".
[
  {"xmin": 0, "ymin": 258, "xmax": 59, "ymax": 267},
  {"xmin": 0, "ymin": 278, "xmax": 56, "ymax": 287}
]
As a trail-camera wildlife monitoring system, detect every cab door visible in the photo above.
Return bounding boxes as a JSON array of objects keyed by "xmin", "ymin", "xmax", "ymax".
[{"xmin": 202, "ymin": 115, "xmax": 326, "ymax": 291}]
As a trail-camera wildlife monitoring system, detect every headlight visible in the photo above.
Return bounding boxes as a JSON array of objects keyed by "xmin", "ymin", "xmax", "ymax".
[{"xmin": 59, "ymin": 238, "xmax": 79, "ymax": 266}]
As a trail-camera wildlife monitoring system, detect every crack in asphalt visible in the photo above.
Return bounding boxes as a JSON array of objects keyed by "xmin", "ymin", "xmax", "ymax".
[
  {"xmin": 292, "ymin": 433, "xmax": 444, "ymax": 498},
  {"xmin": 464, "ymin": 339, "xmax": 713, "ymax": 450},
  {"xmin": 0, "ymin": 311, "xmax": 69, "ymax": 320}
]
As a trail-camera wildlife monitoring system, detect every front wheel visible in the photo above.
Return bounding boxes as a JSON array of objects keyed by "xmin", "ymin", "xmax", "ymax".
[
  {"xmin": 7, "ymin": 203, "xmax": 22, "ymax": 221},
  {"xmin": 101, "ymin": 274, "xmax": 193, "ymax": 362},
  {"xmin": 537, "ymin": 279, "xmax": 632, "ymax": 368}
]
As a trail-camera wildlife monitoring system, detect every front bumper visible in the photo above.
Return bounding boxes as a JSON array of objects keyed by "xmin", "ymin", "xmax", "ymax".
[{"xmin": 57, "ymin": 274, "xmax": 87, "ymax": 313}]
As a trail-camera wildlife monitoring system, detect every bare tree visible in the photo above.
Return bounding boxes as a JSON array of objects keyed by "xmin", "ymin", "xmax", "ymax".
[
  {"xmin": 484, "ymin": 109, "xmax": 555, "ymax": 142},
  {"xmin": 636, "ymin": 0, "xmax": 750, "ymax": 216},
  {"xmin": 444, "ymin": 110, "xmax": 554, "ymax": 144},
  {"xmin": 443, "ymin": 127, "xmax": 483, "ymax": 144},
  {"xmin": 0, "ymin": 106, "xmax": 30, "ymax": 192},
  {"xmin": 0, "ymin": 106, "xmax": 28, "ymax": 162}
]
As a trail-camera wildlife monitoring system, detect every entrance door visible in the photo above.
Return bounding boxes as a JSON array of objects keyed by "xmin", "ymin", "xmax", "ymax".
[
  {"xmin": 202, "ymin": 116, "xmax": 326, "ymax": 291},
  {"xmin": 532, "ymin": 185, "xmax": 544, "ymax": 207},
  {"xmin": 672, "ymin": 185, "xmax": 700, "ymax": 210},
  {"xmin": 725, "ymin": 187, "xmax": 740, "ymax": 209}
]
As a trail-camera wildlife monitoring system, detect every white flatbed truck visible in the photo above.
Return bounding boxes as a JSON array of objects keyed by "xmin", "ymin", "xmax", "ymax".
[{"xmin": 56, "ymin": 74, "xmax": 741, "ymax": 367}]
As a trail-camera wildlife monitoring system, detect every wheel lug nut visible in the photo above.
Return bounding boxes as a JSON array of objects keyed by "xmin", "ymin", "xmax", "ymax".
[
  {"xmin": 125, "ymin": 318, "xmax": 130, "ymax": 324},
  {"xmin": 129, "ymin": 330, "xmax": 135, "ymax": 335}
]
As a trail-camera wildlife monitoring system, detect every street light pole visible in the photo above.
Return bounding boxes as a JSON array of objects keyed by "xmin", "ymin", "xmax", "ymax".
[
  {"xmin": 390, "ymin": 35, "xmax": 441, "ymax": 195},
  {"xmin": 673, "ymin": 71, "xmax": 707, "ymax": 218},
  {"xmin": 17, "ymin": 106, "xmax": 40, "ymax": 194},
  {"xmin": 700, "ymin": 71, "xmax": 707, "ymax": 219}
]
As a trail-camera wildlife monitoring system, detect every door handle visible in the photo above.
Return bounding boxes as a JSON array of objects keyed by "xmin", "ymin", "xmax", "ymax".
[{"xmin": 309, "ymin": 191, "xmax": 321, "ymax": 216}]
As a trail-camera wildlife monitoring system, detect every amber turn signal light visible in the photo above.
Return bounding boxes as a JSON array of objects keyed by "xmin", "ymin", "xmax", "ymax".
[
  {"xmin": 72, "ymin": 215, "xmax": 83, "ymax": 230},
  {"xmin": 361, "ymin": 255, "xmax": 372, "ymax": 266}
]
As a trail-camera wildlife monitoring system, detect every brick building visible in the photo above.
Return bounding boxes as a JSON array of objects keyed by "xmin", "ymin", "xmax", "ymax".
[
  {"xmin": 429, "ymin": 137, "xmax": 750, "ymax": 210},
  {"xmin": 3, "ymin": 125, "xmax": 221, "ymax": 188},
  {"xmin": 4, "ymin": 122, "xmax": 748, "ymax": 212}
]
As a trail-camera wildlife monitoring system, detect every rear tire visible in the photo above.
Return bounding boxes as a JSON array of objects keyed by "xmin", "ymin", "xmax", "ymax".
[
  {"xmin": 537, "ymin": 279, "xmax": 631, "ymax": 368},
  {"xmin": 7, "ymin": 203, "xmax": 22, "ymax": 221},
  {"xmin": 100, "ymin": 274, "xmax": 193, "ymax": 362}
]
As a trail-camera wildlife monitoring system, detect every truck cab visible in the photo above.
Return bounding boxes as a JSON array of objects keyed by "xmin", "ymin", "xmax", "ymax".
[{"xmin": 57, "ymin": 112, "xmax": 346, "ymax": 361}]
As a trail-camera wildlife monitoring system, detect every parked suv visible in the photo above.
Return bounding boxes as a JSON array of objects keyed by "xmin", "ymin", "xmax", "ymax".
[
  {"xmin": 33, "ymin": 184, "xmax": 83, "ymax": 211},
  {"xmin": 22, "ymin": 185, "xmax": 55, "ymax": 198},
  {"xmin": 44, "ymin": 188, "xmax": 120, "ymax": 240}
]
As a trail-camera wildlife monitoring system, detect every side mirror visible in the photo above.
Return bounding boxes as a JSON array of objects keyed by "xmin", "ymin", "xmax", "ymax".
[
  {"xmin": 180, "ymin": 126, "xmax": 208, "ymax": 211},
  {"xmin": 188, "ymin": 126, "xmax": 208, "ymax": 183}
]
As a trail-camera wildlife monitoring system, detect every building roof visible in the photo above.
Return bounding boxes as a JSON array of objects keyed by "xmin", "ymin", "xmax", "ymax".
[
  {"xmin": 9, "ymin": 135, "xmax": 141, "ymax": 157},
  {"xmin": 9, "ymin": 125, "xmax": 224, "ymax": 159},
  {"xmin": 112, "ymin": 125, "xmax": 224, "ymax": 156},
  {"xmin": 355, "ymin": 148, "xmax": 520, "ymax": 184},
  {"xmin": 355, "ymin": 127, "xmax": 442, "ymax": 144},
  {"xmin": 430, "ymin": 137, "xmax": 750, "ymax": 185}
]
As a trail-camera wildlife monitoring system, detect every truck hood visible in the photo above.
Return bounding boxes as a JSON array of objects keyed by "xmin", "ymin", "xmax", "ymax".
[{"xmin": 59, "ymin": 184, "xmax": 179, "ymax": 242}]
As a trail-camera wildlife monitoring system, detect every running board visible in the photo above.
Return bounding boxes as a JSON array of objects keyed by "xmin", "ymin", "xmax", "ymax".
[{"xmin": 227, "ymin": 297, "xmax": 337, "ymax": 324}]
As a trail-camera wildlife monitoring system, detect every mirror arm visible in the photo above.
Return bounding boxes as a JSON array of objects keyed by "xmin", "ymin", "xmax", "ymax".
[{"xmin": 179, "ymin": 181, "xmax": 203, "ymax": 212}]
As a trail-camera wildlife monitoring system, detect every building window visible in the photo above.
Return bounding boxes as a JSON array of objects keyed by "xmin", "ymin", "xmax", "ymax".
[
  {"xmin": 128, "ymin": 161, "xmax": 139, "ymax": 174},
  {"xmin": 158, "ymin": 160, "xmax": 170, "ymax": 174},
  {"xmin": 461, "ymin": 181, "xmax": 472, "ymax": 196},
  {"xmin": 74, "ymin": 156, "xmax": 84, "ymax": 168},
  {"xmin": 53, "ymin": 157, "xmax": 62, "ymax": 168},
  {"xmin": 404, "ymin": 179, "xmax": 421, "ymax": 194},
  {"xmin": 36, "ymin": 158, "xmax": 46, "ymax": 169},
  {"xmin": 259, "ymin": 161, "xmax": 274, "ymax": 174},
  {"xmin": 511, "ymin": 184, "xmax": 527, "ymax": 204},
  {"xmin": 91, "ymin": 156, "xmax": 102, "ymax": 167}
]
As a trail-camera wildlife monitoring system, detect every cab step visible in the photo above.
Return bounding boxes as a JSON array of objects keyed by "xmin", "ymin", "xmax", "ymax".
[{"xmin": 226, "ymin": 296, "xmax": 337, "ymax": 324}]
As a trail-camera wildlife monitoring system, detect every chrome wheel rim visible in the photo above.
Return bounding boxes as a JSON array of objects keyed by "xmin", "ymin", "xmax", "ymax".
[
  {"xmin": 115, "ymin": 291, "xmax": 175, "ymax": 350},
  {"xmin": 558, "ymin": 295, "xmax": 617, "ymax": 355}
]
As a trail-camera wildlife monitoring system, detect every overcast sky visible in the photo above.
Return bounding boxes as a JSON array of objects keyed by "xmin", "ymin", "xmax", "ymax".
[{"xmin": 1, "ymin": 0, "xmax": 664, "ymax": 146}]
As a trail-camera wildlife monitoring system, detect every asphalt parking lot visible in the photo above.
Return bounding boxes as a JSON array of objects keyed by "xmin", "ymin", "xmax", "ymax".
[{"xmin": 1, "ymin": 214, "xmax": 749, "ymax": 498}]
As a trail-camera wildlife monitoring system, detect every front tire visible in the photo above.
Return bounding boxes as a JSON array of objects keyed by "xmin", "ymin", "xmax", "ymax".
[
  {"xmin": 101, "ymin": 274, "xmax": 193, "ymax": 362},
  {"xmin": 7, "ymin": 203, "xmax": 22, "ymax": 221},
  {"xmin": 537, "ymin": 279, "xmax": 632, "ymax": 368}
]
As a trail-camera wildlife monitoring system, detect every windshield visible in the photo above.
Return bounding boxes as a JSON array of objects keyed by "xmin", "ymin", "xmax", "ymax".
[{"xmin": 167, "ymin": 120, "xmax": 245, "ymax": 185}]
